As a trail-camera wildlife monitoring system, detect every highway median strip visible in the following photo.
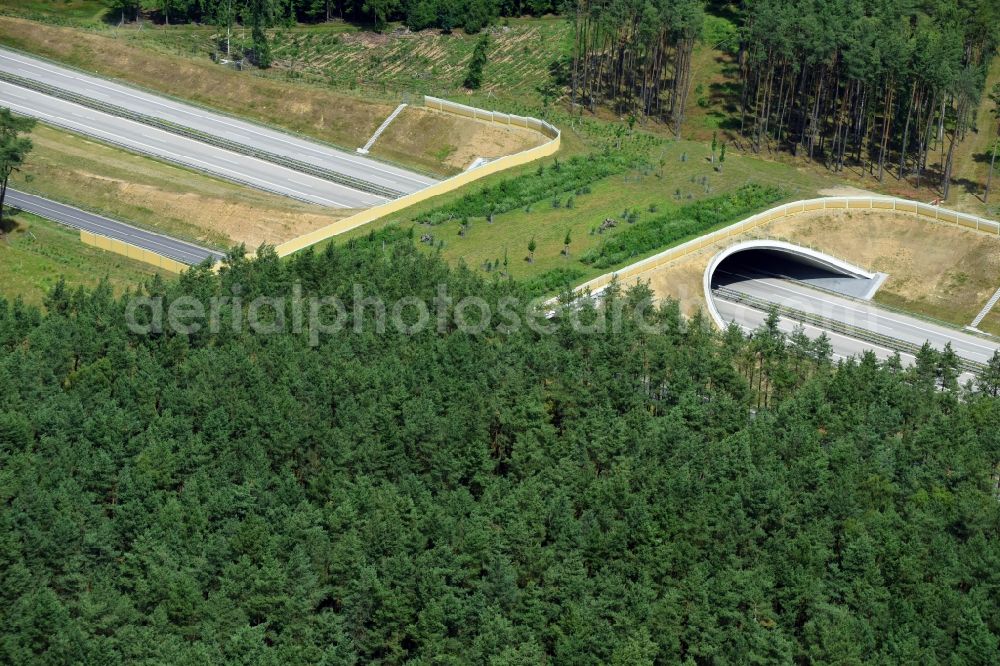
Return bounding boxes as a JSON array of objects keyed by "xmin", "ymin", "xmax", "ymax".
[
  {"xmin": 0, "ymin": 70, "xmax": 406, "ymax": 200},
  {"xmin": 765, "ymin": 270, "xmax": 1000, "ymax": 343},
  {"xmin": 714, "ymin": 286, "xmax": 987, "ymax": 375}
]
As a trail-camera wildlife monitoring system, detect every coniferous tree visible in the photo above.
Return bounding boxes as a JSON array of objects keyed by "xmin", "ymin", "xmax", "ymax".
[
  {"xmin": 247, "ymin": 0, "xmax": 274, "ymax": 68},
  {"xmin": 985, "ymin": 84, "xmax": 1000, "ymax": 204},
  {"xmin": 464, "ymin": 34, "xmax": 489, "ymax": 90},
  {"xmin": 0, "ymin": 238, "xmax": 996, "ymax": 662},
  {"xmin": 736, "ymin": 0, "xmax": 999, "ymax": 197},
  {"xmin": 0, "ymin": 108, "xmax": 35, "ymax": 230},
  {"xmin": 568, "ymin": 0, "xmax": 703, "ymax": 133}
]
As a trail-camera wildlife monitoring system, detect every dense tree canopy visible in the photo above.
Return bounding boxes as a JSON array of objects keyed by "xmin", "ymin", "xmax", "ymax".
[
  {"xmin": 736, "ymin": 0, "xmax": 1000, "ymax": 192},
  {"xmin": 106, "ymin": 0, "xmax": 1000, "ymax": 188},
  {"xmin": 109, "ymin": 0, "xmax": 555, "ymax": 34},
  {"xmin": 569, "ymin": 0, "xmax": 704, "ymax": 132},
  {"xmin": 0, "ymin": 232, "xmax": 998, "ymax": 662}
]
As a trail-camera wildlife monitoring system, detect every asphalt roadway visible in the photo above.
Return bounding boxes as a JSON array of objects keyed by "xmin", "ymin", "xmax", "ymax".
[
  {"xmin": 713, "ymin": 269, "xmax": 999, "ymax": 372},
  {"xmin": 0, "ymin": 47, "xmax": 437, "ymax": 204},
  {"xmin": 0, "ymin": 79, "xmax": 397, "ymax": 209},
  {"xmin": 715, "ymin": 252, "xmax": 884, "ymax": 299},
  {"xmin": 6, "ymin": 189, "xmax": 224, "ymax": 265}
]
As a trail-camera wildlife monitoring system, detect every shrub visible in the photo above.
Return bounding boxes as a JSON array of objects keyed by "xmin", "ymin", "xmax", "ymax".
[
  {"xmin": 463, "ymin": 35, "xmax": 489, "ymax": 89},
  {"xmin": 581, "ymin": 183, "xmax": 784, "ymax": 268},
  {"xmin": 414, "ymin": 153, "xmax": 642, "ymax": 226},
  {"xmin": 520, "ymin": 267, "xmax": 586, "ymax": 295}
]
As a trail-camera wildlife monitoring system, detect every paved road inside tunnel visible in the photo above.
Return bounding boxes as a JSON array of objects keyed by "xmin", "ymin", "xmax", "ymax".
[{"xmin": 711, "ymin": 250, "xmax": 886, "ymax": 300}]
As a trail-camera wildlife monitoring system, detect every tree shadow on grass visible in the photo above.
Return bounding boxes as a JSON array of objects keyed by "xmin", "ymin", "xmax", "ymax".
[
  {"xmin": 704, "ymin": 0, "xmax": 741, "ymax": 24},
  {"xmin": 953, "ymin": 177, "xmax": 983, "ymax": 197},
  {"xmin": 709, "ymin": 81, "xmax": 740, "ymax": 112},
  {"xmin": 971, "ymin": 151, "xmax": 998, "ymax": 165},
  {"xmin": 705, "ymin": 111, "xmax": 741, "ymax": 131},
  {"xmin": 705, "ymin": 80, "xmax": 741, "ymax": 130},
  {"xmin": 714, "ymin": 58, "xmax": 740, "ymax": 78},
  {"xmin": 0, "ymin": 207, "xmax": 23, "ymax": 235}
]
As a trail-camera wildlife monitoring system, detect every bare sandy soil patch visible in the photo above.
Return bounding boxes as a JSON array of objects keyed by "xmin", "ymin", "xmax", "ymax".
[
  {"xmin": 104, "ymin": 181, "xmax": 356, "ymax": 249},
  {"xmin": 0, "ymin": 17, "xmax": 394, "ymax": 151},
  {"xmin": 640, "ymin": 208, "xmax": 1000, "ymax": 335},
  {"xmin": 0, "ymin": 17, "xmax": 551, "ymax": 178},
  {"xmin": 16, "ymin": 124, "xmax": 351, "ymax": 249},
  {"xmin": 645, "ymin": 251, "xmax": 719, "ymax": 319},
  {"xmin": 764, "ymin": 210, "xmax": 1000, "ymax": 329},
  {"xmin": 372, "ymin": 107, "xmax": 546, "ymax": 176},
  {"xmin": 817, "ymin": 186, "xmax": 884, "ymax": 197}
]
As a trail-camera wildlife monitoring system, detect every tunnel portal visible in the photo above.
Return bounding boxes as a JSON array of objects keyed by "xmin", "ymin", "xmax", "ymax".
[{"xmin": 703, "ymin": 240, "xmax": 886, "ymax": 329}]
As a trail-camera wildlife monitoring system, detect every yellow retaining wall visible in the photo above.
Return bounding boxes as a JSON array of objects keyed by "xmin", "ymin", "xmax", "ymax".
[
  {"xmin": 937, "ymin": 209, "xmax": 959, "ymax": 223},
  {"xmin": 72, "ymin": 97, "xmax": 559, "ymax": 269},
  {"xmin": 916, "ymin": 205, "xmax": 938, "ymax": 221},
  {"xmin": 275, "ymin": 96, "xmax": 560, "ymax": 257},
  {"xmin": 573, "ymin": 196, "xmax": 1000, "ymax": 296},
  {"xmin": 80, "ymin": 230, "xmax": 187, "ymax": 273}
]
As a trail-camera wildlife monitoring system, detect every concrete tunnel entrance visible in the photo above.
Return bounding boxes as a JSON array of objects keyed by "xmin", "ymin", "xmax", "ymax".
[
  {"xmin": 712, "ymin": 248, "xmax": 885, "ymax": 300},
  {"xmin": 702, "ymin": 240, "xmax": 887, "ymax": 329}
]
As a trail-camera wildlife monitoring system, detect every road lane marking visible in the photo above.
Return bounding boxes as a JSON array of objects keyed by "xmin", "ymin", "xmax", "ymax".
[
  {"xmin": 0, "ymin": 49, "xmax": 435, "ymax": 189},
  {"xmin": 719, "ymin": 299, "xmax": 917, "ymax": 362},
  {"xmin": 719, "ymin": 268, "xmax": 998, "ymax": 354},
  {"xmin": 718, "ymin": 298, "xmax": 978, "ymax": 383},
  {"xmin": 8, "ymin": 193, "xmax": 219, "ymax": 263},
  {"xmin": 0, "ymin": 89, "xmax": 364, "ymax": 208}
]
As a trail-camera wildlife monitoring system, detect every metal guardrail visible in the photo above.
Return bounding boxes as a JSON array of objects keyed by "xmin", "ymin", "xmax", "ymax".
[
  {"xmin": 0, "ymin": 43, "xmax": 443, "ymax": 181},
  {"xmin": 0, "ymin": 69, "xmax": 406, "ymax": 200},
  {"xmin": 16, "ymin": 116, "xmax": 341, "ymax": 209},
  {"xmin": 758, "ymin": 268, "xmax": 1000, "ymax": 342},
  {"xmin": 7, "ymin": 186, "xmax": 225, "ymax": 256},
  {"xmin": 714, "ymin": 286, "xmax": 986, "ymax": 374}
]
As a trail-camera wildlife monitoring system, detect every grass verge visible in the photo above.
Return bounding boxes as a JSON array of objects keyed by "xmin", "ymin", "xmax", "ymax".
[
  {"xmin": 370, "ymin": 107, "xmax": 544, "ymax": 175},
  {"xmin": 0, "ymin": 16, "xmax": 391, "ymax": 156},
  {"xmin": 0, "ymin": 210, "xmax": 162, "ymax": 305},
  {"xmin": 0, "ymin": 16, "xmax": 553, "ymax": 176},
  {"xmin": 13, "ymin": 123, "xmax": 349, "ymax": 249},
  {"xmin": 0, "ymin": 0, "xmax": 110, "ymax": 25},
  {"xmin": 328, "ymin": 135, "xmax": 837, "ymax": 289}
]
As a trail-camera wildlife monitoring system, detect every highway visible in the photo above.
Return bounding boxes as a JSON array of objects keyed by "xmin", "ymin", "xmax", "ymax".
[
  {"xmin": 0, "ymin": 47, "xmax": 436, "ymax": 196},
  {"xmin": 712, "ymin": 297, "xmax": 995, "ymax": 387},
  {"xmin": 6, "ymin": 189, "xmax": 224, "ymax": 265},
  {"xmin": 713, "ymin": 268, "xmax": 1000, "ymax": 370},
  {"xmin": 717, "ymin": 297, "xmax": 921, "ymax": 361},
  {"xmin": 0, "ymin": 81, "xmax": 394, "ymax": 209}
]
